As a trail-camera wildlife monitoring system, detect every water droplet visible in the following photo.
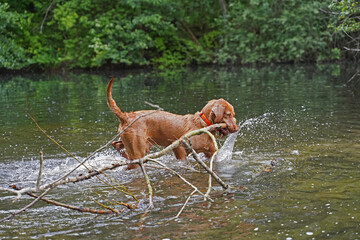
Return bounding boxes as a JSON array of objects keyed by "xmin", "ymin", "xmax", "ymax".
[{"xmin": 291, "ymin": 150, "xmax": 299, "ymax": 155}]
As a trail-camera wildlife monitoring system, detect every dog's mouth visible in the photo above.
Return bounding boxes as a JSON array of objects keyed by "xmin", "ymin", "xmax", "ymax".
[{"xmin": 218, "ymin": 127, "xmax": 229, "ymax": 136}]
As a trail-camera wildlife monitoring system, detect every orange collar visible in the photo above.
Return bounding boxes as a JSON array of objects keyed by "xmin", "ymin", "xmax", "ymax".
[{"xmin": 200, "ymin": 112, "xmax": 212, "ymax": 126}]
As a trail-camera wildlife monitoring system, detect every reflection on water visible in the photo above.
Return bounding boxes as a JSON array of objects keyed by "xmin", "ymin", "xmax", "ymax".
[{"xmin": 0, "ymin": 65, "xmax": 359, "ymax": 239}]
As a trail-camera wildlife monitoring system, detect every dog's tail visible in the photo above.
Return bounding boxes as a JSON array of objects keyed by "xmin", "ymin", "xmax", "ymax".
[{"xmin": 106, "ymin": 76, "xmax": 125, "ymax": 122}]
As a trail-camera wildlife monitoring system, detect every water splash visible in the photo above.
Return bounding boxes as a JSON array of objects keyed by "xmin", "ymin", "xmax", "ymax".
[{"xmin": 217, "ymin": 113, "xmax": 274, "ymax": 162}]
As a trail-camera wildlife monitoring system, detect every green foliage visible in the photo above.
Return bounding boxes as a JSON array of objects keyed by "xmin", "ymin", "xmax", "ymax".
[
  {"xmin": 329, "ymin": 0, "xmax": 360, "ymax": 33},
  {"xmin": 0, "ymin": 3, "xmax": 29, "ymax": 69},
  {"xmin": 328, "ymin": 0, "xmax": 360, "ymax": 55},
  {"xmin": 218, "ymin": 0, "xmax": 337, "ymax": 64},
  {"xmin": 24, "ymin": 0, "xmax": 213, "ymax": 69},
  {"xmin": 0, "ymin": 0, "xmax": 346, "ymax": 70}
]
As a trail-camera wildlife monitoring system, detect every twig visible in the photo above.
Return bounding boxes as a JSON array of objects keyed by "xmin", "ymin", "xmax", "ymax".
[
  {"xmin": 174, "ymin": 190, "xmax": 197, "ymax": 219},
  {"xmin": 0, "ymin": 187, "xmax": 22, "ymax": 201},
  {"xmin": 181, "ymin": 140, "xmax": 229, "ymax": 190},
  {"xmin": 205, "ymin": 151, "xmax": 218, "ymax": 197},
  {"xmin": 16, "ymin": 185, "xmax": 116, "ymax": 214},
  {"xmin": 90, "ymin": 197, "xmax": 119, "ymax": 214},
  {"xmin": 345, "ymin": 70, "xmax": 360, "ymax": 85},
  {"xmin": 219, "ymin": 0, "xmax": 227, "ymax": 19},
  {"xmin": 24, "ymin": 109, "xmax": 91, "ymax": 171},
  {"xmin": 0, "ymin": 188, "xmax": 51, "ymax": 223},
  {"xmin": 344, "ymin": 47, "xmax": 360, "ymax": 52},
  {"xmin": 113, "ymin": 200, "xmax": 137, "ymax": 209},
  {"xmin": 147, "ymin": 158, "xmax": 213, "ymax": 202},
  {"xmin": 192, "ymin": 129, "xmax": 219, "ymax": 197},
  {"xmin": 138, "ymin": 158, "xmax": 158, "ymax": 229},
  {"xmin": 179, "ymin": 20, "xmax": 200, "ymax": 45},
  {"xmin": 40, "ymin": 0, "xmax": 54, "ymax": 34},
  {"xmin": 90, "ymin": 188, "xmax": 136, "ymax": 210},
  {"xmin": 139, "ymin": 159, "xmax": 154, "ymax": 210},
  {"xmin": 184, "ymin": 132, "xmax": 218, "ymax": 197},
  {"xmin": 96, "ymin": 175, "xmax": 137, "ymax": 201},
  {"xmin": 145, "ymin": 101, "xmax": 163, "ymax": 110},
  {"xmin": 36, "ymin": 151, "xmax": 44, "ymax": 192},
  {"xmin": 319, "ymin": 7, "xmax": 339, "ymax": 15}
]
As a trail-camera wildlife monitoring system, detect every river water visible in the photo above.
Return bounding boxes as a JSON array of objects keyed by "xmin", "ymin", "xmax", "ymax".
[{"xmin": 0, "ymin": 65, "xmax": 359, "ymax": 239}]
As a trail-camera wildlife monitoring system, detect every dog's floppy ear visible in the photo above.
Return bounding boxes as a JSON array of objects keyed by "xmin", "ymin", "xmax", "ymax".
[{"xmin": 211, "ymin": 104, "xmax": 225, "ymax": 123}]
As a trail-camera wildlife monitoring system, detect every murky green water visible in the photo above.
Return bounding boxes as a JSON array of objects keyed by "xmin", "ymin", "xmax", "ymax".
[{"xmin": 0, "ymin": 65, "xmax": 359, "ymax": 239}]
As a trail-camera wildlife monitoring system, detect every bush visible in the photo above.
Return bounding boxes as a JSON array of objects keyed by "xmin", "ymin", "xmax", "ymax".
[
  {"xmin": 0, "ymin": 3, "xmax": 29, "ymax": 69},
  {"xmin": 217, "ymin": 0, "xmax": 338, "ymax": 64}
]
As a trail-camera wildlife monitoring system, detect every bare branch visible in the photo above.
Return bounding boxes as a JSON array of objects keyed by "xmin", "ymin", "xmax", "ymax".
[
  {"xmin": 40, "ymin": 0, "xmax": 54, "ymax": 34},
  {"xmin": 36, "ymin": 151, "xmax": 44, "ymax": 192},
  {"xmin": 147, "ymin": 158, "xmax": 213, "ymax": 202},
  {"xmin": 90, "ymin": 196, "xmax": 119, "ymax": 214},
  {"xmin": 21, "ymin": 185, "xmax": 116, "ymax": 214},
  {"xmin": 174, "ymin": 190, "xmax": 197, "ymax": 219},
  {"xmin": 4, "ymin": 124, "xmax": 225, "ymax": 198},
  {"xmin": 0, "ymin": 188, "xmax": 51, "ymax": 223},
  {"xmin": 181, "ymin": 140, "xmax": 229, "ymax": 190},
  {"xmin": 1, "ymin": 123, "xmax": 229, "ymax": 221},
  {"xmin": 24, "ymin": 108, "xmax": 91, "ymax": 171},
  {"xmin": 344, "ymin": 47, "xmax": 360, "ymax": 52},
  {"xmin": 205, "ymin": 150, "xmax": 218, "ymax": 197},
  {"xmin": 0, "ymin": 187, "xmax": 22, "ymax": 200},
  {"xmin": 144, "ymin": 101, "xmax": 163, "ymax": 110},
  {"xmin": 219, "ymin": 0, "xmax": 227, "ymax": 19},
  {"xmin": 346, "ymin": 70, "xmax": 360, "ymax": 85},
  {"xmin": 140, "ymin": 159, "xmax": 154, "ymax": 210}
]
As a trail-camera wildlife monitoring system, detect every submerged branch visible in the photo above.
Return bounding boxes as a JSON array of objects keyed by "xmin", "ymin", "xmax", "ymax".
[
  {"xmin": 16, "ymin": 185, "xmax": 116, "ymax": 215},
  {"xmin": 174, "ymin": 190, "xmax": 197, "ymax": 219},
  {"xmin": 147, "ymin": 158, "xmax": 213, "ymax": 202},
  {"xmin": 206, "ymin": 149, "xmax": 218, "ymax": 197},
  {"xmin": 140, "ymin": 159, "xmax": 154, "ymax": 210},
  {"xmin": 0, "ymin": 188, "xmax": 52, "ymax": 224},
  {"xmin": 181, "ymin": 140, "xmax": 229, "ymax": 190}
]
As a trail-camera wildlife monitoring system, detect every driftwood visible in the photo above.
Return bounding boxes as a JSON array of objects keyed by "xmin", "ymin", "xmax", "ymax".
[{"xmin": 0, "ymin": 106, "xmax": 232, "ymax": 223}]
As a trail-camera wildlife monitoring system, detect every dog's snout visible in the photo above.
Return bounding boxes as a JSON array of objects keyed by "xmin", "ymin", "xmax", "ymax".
[
  {"xmin": 233, "ymin": 123, "xmax": 239, "ymax": 132},
  {"xmin": 225, "ymin": 117, "xmax": 238, "ymax": 133},
  {"xmin": 229, "ymin": 123, "xmax": 239, "ymax": 133}
]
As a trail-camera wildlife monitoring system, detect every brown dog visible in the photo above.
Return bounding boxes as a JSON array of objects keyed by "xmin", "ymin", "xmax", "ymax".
[{"xmin": 107, "ymin": 77, "xmax": 238, "ymax": 169}]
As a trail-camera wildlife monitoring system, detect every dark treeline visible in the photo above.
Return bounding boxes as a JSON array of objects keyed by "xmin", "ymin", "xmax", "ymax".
[{"xmin": 1, "ymin": 0, "xmax": 359, "ymax": 71}]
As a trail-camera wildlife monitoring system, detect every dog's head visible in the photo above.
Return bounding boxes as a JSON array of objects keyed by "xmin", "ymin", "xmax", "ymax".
[{"xmin": 201, "ymin": 98, "xmax": 239, "ymax": 135}]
